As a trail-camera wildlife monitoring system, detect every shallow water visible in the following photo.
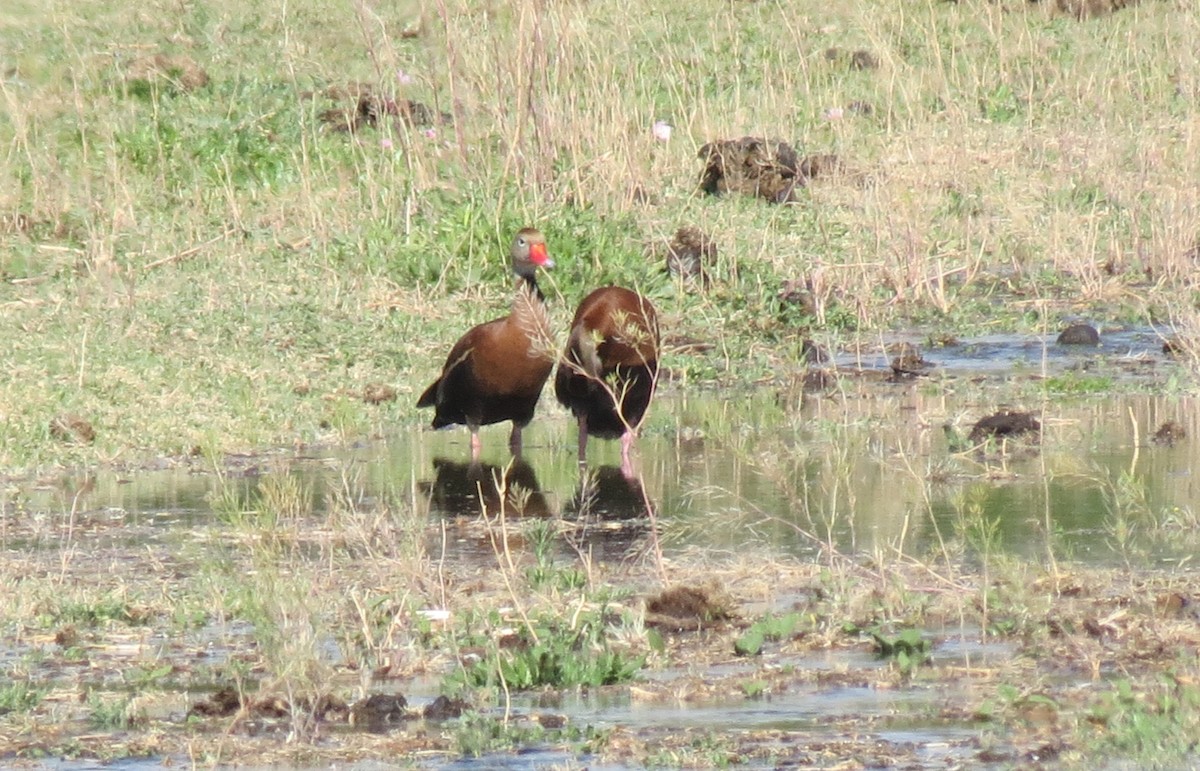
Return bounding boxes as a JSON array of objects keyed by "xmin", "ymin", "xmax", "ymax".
[{"xmin": 4, "ymin": 328, "xmax": 1196, "ymax": 769}]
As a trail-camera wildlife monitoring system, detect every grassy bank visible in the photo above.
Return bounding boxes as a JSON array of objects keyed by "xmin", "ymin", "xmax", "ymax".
[{"xmin": 2, "ymin": 0, "xmax": 1199, "ymax": 473}]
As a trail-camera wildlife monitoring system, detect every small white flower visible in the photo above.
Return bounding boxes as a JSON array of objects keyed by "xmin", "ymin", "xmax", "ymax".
[
  {"xmin": 652, "ymin": 120, "xmax": 672, "ymax": 142},
  {"xmin": 823, "ymin": 107, "xmax": 844, "ymax": 121}
]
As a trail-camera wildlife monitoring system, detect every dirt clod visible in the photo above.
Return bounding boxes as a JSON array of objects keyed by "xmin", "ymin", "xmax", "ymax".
[
  {"xmin": 49, "ymin": 414, "xmax": 95, "ymax": 444},
  {"xmin": 1152, "ymin": 421, "xmax": 1186, "ymax": 447},
  {"xmin": 890, "ymin": 343, "xmax": 931, "ymax": 377},
  {"xmin": 778, "ymin": 279, "xmax": 819, "ymax": 318},
  {"xmin": 190, "ymin": 687, "xmax": 243, "ymax": 717},
  {"xmin": 698, "ymin": 139, "xmax": 840, "ymax": 204},
  {"xmin": 314, "ymin": 83, "xmax": 451, "ymax": 133},
  {"xmin": 645, "ymin": 586, "xmax": 733, "ymax": 632},
  {"xmin": 349, "ymin": 693, "xmax": 409, "ymax": 728},
  {"xmin": 362, "ymin": 383, "xmax": 398, "ymax": 404},
  {"xmin": 664, "ymin": 226, "xmax": 716, "ymax": 283},
  {"xmin": 423, "ymin": 694, "xmax": 469, "ymax": 721},
  {"xmin": 968, "ymin": 410, "xmax": 1041, "ymax": 443},
  {"xmin": 824, "ymin": 48, "xmax": 879, "ymax": 71},
  {"xmin": 1057, "ymin": 323, "xmax": 1100, "ymax": 345}
]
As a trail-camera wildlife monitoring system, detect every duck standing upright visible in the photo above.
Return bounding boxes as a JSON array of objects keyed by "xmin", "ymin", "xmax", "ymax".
[
  {"xmin": 417, "ymin": 228, "xmax": 555, "ymax": 460},
  {"xmin": 554, "ymin": 286, "xmax": 660, "ymax": 473}
]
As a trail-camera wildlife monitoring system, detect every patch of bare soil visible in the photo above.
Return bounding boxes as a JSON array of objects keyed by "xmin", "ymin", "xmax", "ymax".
[{"xmin": 697, "ymin": 137, "xmax": 843, "ymax": 203}]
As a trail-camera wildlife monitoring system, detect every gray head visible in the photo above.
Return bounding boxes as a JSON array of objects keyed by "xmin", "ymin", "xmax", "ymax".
[{"xmin": 511, "ymin": 228, "xmax": 553, "ymax": 280}]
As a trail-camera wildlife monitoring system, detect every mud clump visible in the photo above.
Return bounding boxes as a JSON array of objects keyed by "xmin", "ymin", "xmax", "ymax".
[
  {"xmin": 49, "ymin": 414, "xmax": 95, "ymax": 444},
  {"xmin": 1057, "ymin": 323, "xmax": 1100, "ymax": 346},
  {"xmin": 1151, "ymin": 421, "xmax": 1186, "ymax": 447},
  {"xmin": 362, "ymin": 383, "xmax": 398, "ymax": 404},
  {"xmin": 423, "ymin": 694, "xmax": 469, "ymax": 721},
  {"xmin": 125, "ymin": 53, "xmax": 210, "ymax": 93},
  {"xmin": 697, "ymin": 137, "xmax": 842, "ymax": 204},
  {"xmin": 824, "ymin": 47, "xmax": 880, "ymax": 71},
  {"xmin": 645, "ymin": 585, "xmax": 734, "ymax": 632},
  {"xmin": 314, "ymin": 83, "xmax": 451, "ymax": 133},
  {"xmin": 189, "ymin": 687, "xmax": 243, "ymax": 717},
  {"xmin": 889, "ymin": 343, "xmax": 932, "ymax": 377},
  {"xmin": 349, "ymin": 693, "xmax": 409, "ymax": 729},
  {"xmin": 664, "ymin": 226, "xmax": 716, "ymax": 283},
  {"xmin": 969, "ymin": 410, "xmax": 1041, "ymax": 444},
  {"xmin": 777, "ymin": 278, "xmax": 819, "ymax": 319}
]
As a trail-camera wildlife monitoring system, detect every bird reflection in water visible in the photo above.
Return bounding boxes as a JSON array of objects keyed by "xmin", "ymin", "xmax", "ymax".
[
  {"xmin": 564, "ymin": 465, "xmax": 656, "ymax": 560},
  {"xmin": 423, "ymin": 457, "xmax": 551, "ymax": 519}
]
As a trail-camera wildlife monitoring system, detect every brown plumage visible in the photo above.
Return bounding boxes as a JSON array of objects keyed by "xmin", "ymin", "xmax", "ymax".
[
  {"xmin": 417, "ymin": 228, "xmax": 554, "ymax": 459},
  {"xmin": 554, "ymin": 286, "xmax": 660, "ymax": 472}
]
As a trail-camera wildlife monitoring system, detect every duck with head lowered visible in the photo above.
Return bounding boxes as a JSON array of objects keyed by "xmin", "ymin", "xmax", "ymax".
[
  {"xmin": 417, "ymin": 228, "xmax": 555, "ymax": 460},
  {"xmin": 554, "ymin": 284, "xmax": 660, "ymax": 475}
]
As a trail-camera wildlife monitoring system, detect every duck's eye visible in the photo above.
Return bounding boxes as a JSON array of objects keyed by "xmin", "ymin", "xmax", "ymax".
[{"xmin": 517, "ymin": 237, "xmax": 526, "ymax": 247}]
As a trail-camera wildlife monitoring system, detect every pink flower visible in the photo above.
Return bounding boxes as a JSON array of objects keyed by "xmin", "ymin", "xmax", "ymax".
[
  {"xmin": 652, "ymin": 120, "xmax": 672, "ymax": 142},
  {"xmin": 397, "ymin": 70, "xmax": 414, "ymax": 86},
  {"xmin": 380, "ymin": 137, "xmax": 394, "ymax": 150},
  {"xmin": 423, "ymin": 128, "xmax": 437, "ymax": 139},
  {"xmin": 823, "ymin": 107, "xmax": 844, "ymax": 121}
]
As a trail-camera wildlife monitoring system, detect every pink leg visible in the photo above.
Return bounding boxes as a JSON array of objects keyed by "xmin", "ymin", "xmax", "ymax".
[
  {"xmin": 620, "ymin": 430, "xmax": 635, "ymax": 478},
  {"xmin": 577, "ymin": 416, "xmax": 589, "ymax": 465},
  {"xmin": 470, "ymin": 430, "xmax": 481, "ymax": 462},
  {"xmin": 509, "ymin": 424, "xmax": 523, "ymax": 456}
]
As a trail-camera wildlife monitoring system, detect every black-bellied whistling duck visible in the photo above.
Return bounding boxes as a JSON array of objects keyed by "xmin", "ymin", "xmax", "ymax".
[
  {"xmin": 417, "ymin": 228, "xmax": 554, "ymax": 460},
  {"xmin": 554, "ymin": 286, "xmax": 660, "ymax": 472}
]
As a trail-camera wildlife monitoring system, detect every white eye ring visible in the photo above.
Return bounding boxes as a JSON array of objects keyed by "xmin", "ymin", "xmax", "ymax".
[{"xmin": 517, "ymin": 236, "xmax": 527, "ymax": 246}]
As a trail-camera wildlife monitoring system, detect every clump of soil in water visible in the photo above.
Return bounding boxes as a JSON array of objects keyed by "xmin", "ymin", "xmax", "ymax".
[
  {"xmin": 313, "ymin": 83, "xmax": 451, "ymax": 133},
  {"xmin": 349, "ymin": 693, "xmax": 409, "ymax": 729},
  {"xmin": 663, "ymin": 226, "xmax": 716, "ymax": 283},
  {"xmin": 423, "ymin": 694, "xmax": 469, "ymax": 720},
  {"xmin": 1162, "ymin": 337, "xmax": 1184, "ymax": 356},
  {"xmin": 889, "ymin": 342, "xmax": 931, "ymax": 377},
  {"xmin": 969, "ymin": 410, "xmax": 1041, "ymax": 444},
  {"xmin": 189, "ymin": 687, "xmax": 243, "ymax": 717},
  {"xmin": 697, "ymin": 138, "xmax": 842, "ymax": 203},
  {"xmin": 125, "ymin": 53, "xmax": 210, "ymax": 92},
  {"xmin": 1152, "ymin": 421, "xmax": 1186, "ymax": 447},
  {"xmin": 49, "ymin": 414, "xmax": 95, "ymax": 444},
  {"xmin": 189, "ymin": 688, "xmax": 348, "ymax": 721},
  {"xmin": 645, "ymin": 585, "xmax": 734, "ymax": 631},
  {"xmin": 1057, "ymin": 323, "xmax": 1100, "ymax": 345},
  {"xmin": 362, "ymin": 383, "xmax": 398, "ymax": 404}
]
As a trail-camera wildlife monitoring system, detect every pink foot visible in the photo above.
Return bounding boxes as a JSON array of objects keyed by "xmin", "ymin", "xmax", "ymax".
[
  {"xmin": 620, "ymin": 431, "xmax": 635, "ymax": 478},
  {"xmin": 470, "ymin": 431, "xmax": 481, "ymax": 462}
]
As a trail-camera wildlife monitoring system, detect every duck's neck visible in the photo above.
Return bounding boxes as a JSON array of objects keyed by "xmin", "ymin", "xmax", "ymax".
[
  {"xmin": 511, "ymin": 274, "xmax": 551, "ymax": 348},
  {"xmin": 519, "ymin": 274, "xmax": 545, "ymax": 303}
]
